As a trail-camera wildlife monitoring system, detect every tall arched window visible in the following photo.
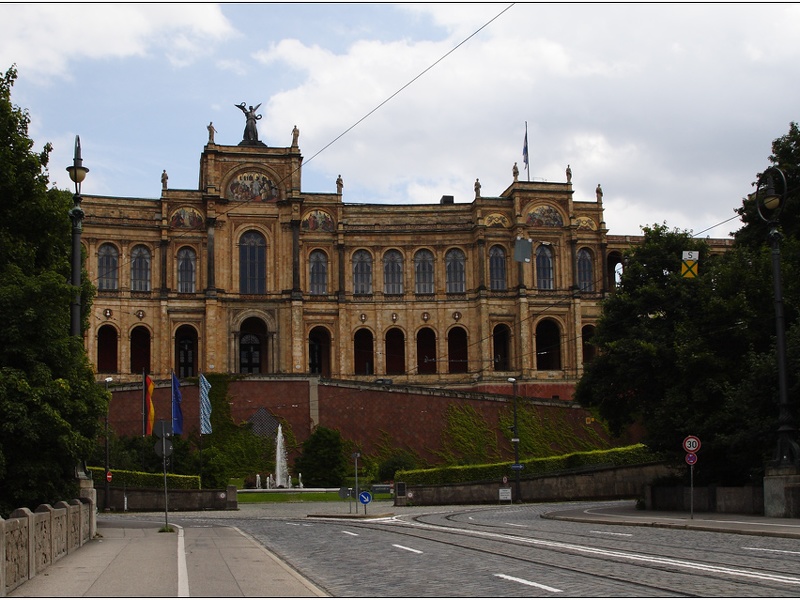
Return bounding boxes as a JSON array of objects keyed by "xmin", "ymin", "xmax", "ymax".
[
  {"xmin": 353, "ymin": 250, "xmax": 372, "ymax": 295},
  {"xmin": 493, "ymin": 324, "xmax": 511, "ymax": 371},
  {"xmin": 536, "ymin": 245, "xmax": 554, "ymax": 290},
  {"xmin": 354, "ymin": 328, "xmax": 374, "ymax": 375},
  {"xmin": 97, "ymin": 324, "xmax": 118, "ymax": 373},
  {"xmin": 130, "ymin": 245, "xmax": 151, "ymax": 292},
  {"xmin": 414, "ymin": 249, "xmax": 435, "ymax": 294},
  {"xmin": 130, "ymin": 325, "xmax": 151, "ymax": 375},
  {"xmin": 175, "ymin": 324, "xmax": 198, "ymax": 377},
  {"xmin": 447, "ymin": 327, "xmax": 468, "ymax": 373},
  {"xmin": 489, "ymin": 245, "xmax": 507, "ymax": 291},
  {"xmin": 97, "ymin": 244, "xmax": 119, "ymax": 291},
  {"xmin": 577, "ymin": 248, "xmax": 594, "ymax": 292},
  {"xmin": 309, "ymin": 250, "xmax": 328, "ymax": 295},
  {"xmin": 416, "ymin": 327, "xmax": 437, "ymax": 374},
  {"xmin": 536, "ymin": 319, "xmax": 561, "ymax": 370},
  {"xmin": 445, "ymin": 248, "xmax": 466, "ymax": 293},
  {"xmin": 177, "ymin": 247, "xmax": 196, "ymax": 293},
  {"xmin": 239, "ymin": 231, "xmax": 266, "ymax": 294},
  {"xmin": 385, "ymin": 328, "xmax": 406, "ymax": 375},
  {"xmin": 383, "ymin": 250, "xmax": 403, "ymax": 295}
]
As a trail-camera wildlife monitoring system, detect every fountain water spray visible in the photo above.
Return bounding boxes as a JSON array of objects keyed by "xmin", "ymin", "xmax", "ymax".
[{"xmin": 274, "ymin": 424, "xmax": 291, "ymax": 488}]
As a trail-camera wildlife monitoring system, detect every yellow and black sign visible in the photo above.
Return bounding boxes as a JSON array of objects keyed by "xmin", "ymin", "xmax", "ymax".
[{"xmin": 681, "ymin": 250, "xmax": 698, "ymax": 278}]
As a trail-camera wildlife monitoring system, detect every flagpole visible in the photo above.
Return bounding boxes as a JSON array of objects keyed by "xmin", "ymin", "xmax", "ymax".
[
  {"xmin": 525, "ymin": 121, "xmax": 530, "ymax": 182},
  {"xmin": 142, "ymin": 368, "xmax": 146, "ymax": 437},
  {"xmin": 199, "ymin": 372, "xmax": 204, "ymax": 488}
]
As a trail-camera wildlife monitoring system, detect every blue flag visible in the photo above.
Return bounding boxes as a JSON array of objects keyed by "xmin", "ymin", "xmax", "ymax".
[
  {"xmin": 172, "ymin": 372, "xmax": 183, "ymax": 435},
  {"xmin": 522, "ymin": 130, "xmax": 529, "ymax": 169},
  {"xmin": 199, "ymin": 374, "xmax": 212, "ymax": 435}
]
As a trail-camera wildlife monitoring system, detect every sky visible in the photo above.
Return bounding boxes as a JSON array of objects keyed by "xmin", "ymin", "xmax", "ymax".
[{"xmin": 2, "ymin": 2, "xmax": 799, "ymax": 238}]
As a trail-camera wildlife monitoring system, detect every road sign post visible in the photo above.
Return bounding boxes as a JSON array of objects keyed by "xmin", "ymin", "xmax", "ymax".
[
  {"xmin": 359, "ymin": 490, "xmax": 372, "ymax": 515},
  {"xmin": 682, "ymin": 436, "xmax": 700, "ymax": 520}
]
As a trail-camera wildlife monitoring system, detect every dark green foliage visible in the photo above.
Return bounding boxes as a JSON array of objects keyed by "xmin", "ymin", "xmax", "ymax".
[
  {"xmin": 577, "ymin": 123, "xmax": 800, "ymax": 485},
  {"xmin": 0, "ymin": 66, "xmax": 105, "ymax": 516},
  {"xmin": 294, "ymin": 426, "xmax": 348, "ymax": 487},
  {"xmin": 87, "ymin": 466, "xmax": 199, "ymax": 490},
  {"xmin": 378, "ymin": 451, "xmax": 419, "ymax": 482}
]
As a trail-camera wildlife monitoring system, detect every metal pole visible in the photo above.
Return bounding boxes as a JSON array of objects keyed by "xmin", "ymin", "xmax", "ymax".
[
  {"xmin": 513, "ymin": 380, "xmax": 521, "ymax": 502},
  {"xmin": 104, "ymin": 378, "xmax": 111, "ymax": 511},
  {"xmin": 69, "ymin": 194, "xmax": 83, "ymax": 337}
]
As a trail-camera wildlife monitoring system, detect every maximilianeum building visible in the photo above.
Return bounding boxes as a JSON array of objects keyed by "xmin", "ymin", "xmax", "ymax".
[{"xmin": 80, "ymin": 123, "xmax": 728, "ymax": 397}]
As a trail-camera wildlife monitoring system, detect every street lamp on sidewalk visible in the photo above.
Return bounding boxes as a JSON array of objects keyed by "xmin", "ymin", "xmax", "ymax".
[
  {"xmin": 753, "ymin": 167, "xmax": 800, "ymax": 469},
  {"xmin": 66, "ymin": 136, "xmax": 88, "ymax": 338},
  {"xmin": 507, "ymin": 377, "xmax": 521, "ymax": 502},
  {"xmin": 104, "ymin": 376, "xmax": 113, "ymax": 511}
]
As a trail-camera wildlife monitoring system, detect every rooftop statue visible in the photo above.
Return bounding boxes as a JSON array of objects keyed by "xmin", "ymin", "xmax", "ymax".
[{"xmin": 235, "ymin": 102, "xmax": 263, "ymax": 144}]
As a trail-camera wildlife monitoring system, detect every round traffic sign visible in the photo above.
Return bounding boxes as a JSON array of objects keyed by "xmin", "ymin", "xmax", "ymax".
[
  {"xmin": 106, "ymin": 470, "xmax": 112, "ymax": 483},
  {"xmin": 359, "ymin": 491, "xmax": 372, "ymax": 505},
  {"xmin": 682, "ymin": 435, "xmax": 701, "ymax": 453},
  {"xmin": 685, "ymin": 452, "xmax": 698, "ymax": 465}
]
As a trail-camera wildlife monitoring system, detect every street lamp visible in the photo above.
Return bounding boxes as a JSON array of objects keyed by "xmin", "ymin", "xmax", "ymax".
[
  {"xmin": 104, "ymin": 376, "xmax": 113, "ymax": 511},
  {"xmin": 507, "ymin": 377, "xmax": 521, "ymax": 502},
  {"xmin": 753, "ymin": 167, "xmax": 799, "ymax": 468},
  {"xmin": 66, "ymin": 136, "xmax": 88, "ymax": 338}
]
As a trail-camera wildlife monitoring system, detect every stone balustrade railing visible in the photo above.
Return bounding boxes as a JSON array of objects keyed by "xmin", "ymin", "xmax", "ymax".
[{"xmin": 1, "ymin": 497, "xmax": 95, "ymax": 597}]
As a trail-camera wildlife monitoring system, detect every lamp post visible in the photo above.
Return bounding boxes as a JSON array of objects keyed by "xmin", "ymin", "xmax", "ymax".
[
  {"xmin": 507, "ymin": 377, "xmax": 521, "ymax": 502},
  {"xmin": 104, "ymin": 376, "xmax": 113, "ymax": 511},
  {"xmin": 66, "ymin": 136, "xmax": 88, "ymax": 338},
  {"xmin": 753, "ymin": 167, "xmax": 800, "ymax": 469}
]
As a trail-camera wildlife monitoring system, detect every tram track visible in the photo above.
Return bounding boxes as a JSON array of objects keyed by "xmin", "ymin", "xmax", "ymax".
[{"xmin": 338, "ymin": 509, "xmax": 800, "ymax": 597}]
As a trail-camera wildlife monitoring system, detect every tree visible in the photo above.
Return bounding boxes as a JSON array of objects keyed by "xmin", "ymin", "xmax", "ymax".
[
  {"xmin": 575, "ymin": 224, "xmax": 777, "ymax": 484},
  {"xmin": 0, "ymin": 66, "xmax": 106, "ymax": 515},
  {"xmin": 294, "ymin": 426, "xmax": 347, "ymax": 487}
]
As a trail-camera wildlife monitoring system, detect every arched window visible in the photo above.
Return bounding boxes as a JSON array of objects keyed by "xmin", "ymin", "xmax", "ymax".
[
  {"xmin": 445, "ymin": 248, "xmax": 466, "ymax": 293},
  {"xmin": 447, "ymin": 327, "xmax": 468, "ymax": 373},
  {"xmin": 414, "ymin": 249, "xmax": 435, "ymax": 294},
  {"xmin": 309, "ymin": 250, "xmax": 328, "ymax": 295},
  {"xmin": 582, "ymin": 324, "xmax": 597, "ymax": 364},
  {"xmin": 385, "ymin": 328, "xmax": 406, "ymax": 375},
  {"xmin": 239, "ymin": 231, "xmax": 266, "ymax": 294},
  {"xmin": 97, "ymin": 324, "xmax": 118, "ymax": 373},
  {"xmin": 489, "ymin": 245, "xmax": 507, "ymax": 291},
  {"xmin": 493, "ymin": 324, "xmax": 511, "ymax": 371},
  {"xmin": 130, "ymin": 325, "xmax": 151, "ymax": 374},
  {"xmin": 536, "ymin": 319, "xmax": 561, "ymax": 370},
  {"xmin": 353, "ymin": 250, "xmax": 372, "ymax": 295},
  {"xmin": 309, "ymin": 326, "xmax": 331, "ymax": 377},
  {"xmin": 416, "ymin": 327, "xmax": 437, "ymax": 374},
  {"xmin": 383, "ymin": 250, "xmax": 403, "ymax": 295},
  {"xmin": 354, "ymin": 329, "xmax": 374, "ymax": 375},
  {"xmin": 177, "ymin": 247, "xmax": 196, "ymax": 293},
  {"xmin": 130, "ymin": 245, "xmax": 151, "ymax": 292},
  {"xmin": 175, "ymin": 324, "xmax": 197, "ymax": 377},
  {"xmin": 577, "ymin": 248, "xmax": 594, "ymax": 292},
  {"xmin": 97, "ymin": 244, "xmax": 119, "ymax": 291},
  {"xmin": 536, "ymin": 245, "xmax": 554, "ymax": 290},
  {"xmin": 239, "ymin": 317, "xmax": 268, "ymax": 374}
]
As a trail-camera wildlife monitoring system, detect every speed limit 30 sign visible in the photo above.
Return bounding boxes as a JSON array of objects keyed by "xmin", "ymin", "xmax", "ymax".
[{"xmin": 683, "ymin": 435, "xmax": 701, "ymax": 453}]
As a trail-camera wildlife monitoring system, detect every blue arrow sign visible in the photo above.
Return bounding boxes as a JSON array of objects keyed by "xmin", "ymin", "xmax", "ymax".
[
  {"xmin": 359, "ymin": 491, "xmax": 372, "ymax": 505},
  {"xmin": 511, "ymin": 464, "xmax": 524, "ymax": 471}
]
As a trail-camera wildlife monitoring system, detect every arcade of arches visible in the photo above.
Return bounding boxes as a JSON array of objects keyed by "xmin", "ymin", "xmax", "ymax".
[{"xmin": 81, "ymin": 131, "xmax": 732, "ymax": 398}]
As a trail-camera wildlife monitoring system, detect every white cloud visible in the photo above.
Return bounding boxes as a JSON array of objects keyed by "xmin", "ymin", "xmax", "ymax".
[{"xmin": 0, "ymin": 4, "xmax": 236, "ymax": 82}]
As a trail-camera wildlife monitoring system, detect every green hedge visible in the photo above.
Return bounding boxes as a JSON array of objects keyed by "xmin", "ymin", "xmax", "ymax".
[
  {"xmin": 396, "ymin": 444, "xmax": 659, "ymax": 485},
  {"xmin": 88, "ymin": 467, "xmax": 200, "ymax": 490}
]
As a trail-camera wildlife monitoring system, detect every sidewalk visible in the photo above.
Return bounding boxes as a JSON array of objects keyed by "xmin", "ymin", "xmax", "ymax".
[
  {"xmin": 542, "ymin": 503, "xmax": 800, "ymax": 539},
  {"xmin": 9, "ymin": 517, "xmax": 328, "ymax": 598}
]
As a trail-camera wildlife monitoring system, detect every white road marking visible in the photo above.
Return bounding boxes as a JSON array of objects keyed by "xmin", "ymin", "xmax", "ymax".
[
  {"xmin": 494, "ymin": 573, "xmax": 562, "ymax": 592},
  {"xmin": 590, "ymin": 530, "xmax": 633, "ymax": 537},
  {"xmin": 743, "ymin": 546, "xmax": 800, "ymax": 556},
  {"xmin": 176, "ymin": 525, "xmax": 189, "ymax": 597},
  {"xmin": 342, "ymin": 530, "xmax": 359, "ymax": 536},
  {"xmin": 393, "ymin": 544, "xmax": 423, "ymax": 554},
  {"xmin": 388, "ymin": 518, "xmax": 800, "ymax": 586},
  {"xmin": 504, "ymin": 522, "xmax": 527, "ymax": 528}
]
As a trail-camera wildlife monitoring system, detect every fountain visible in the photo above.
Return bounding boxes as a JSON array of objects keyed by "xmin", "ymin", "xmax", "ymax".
[
  {"xmin": 274, "ymin": 424, "xmax": 291, "ymax": 488},
  {"xmin": 255, "ymin": 473, "xmax": 261, "ymax": 489}
]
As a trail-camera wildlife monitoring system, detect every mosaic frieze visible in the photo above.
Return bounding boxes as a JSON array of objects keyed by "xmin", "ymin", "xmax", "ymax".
[
  {"xmin": 227, "ymin": 171, "xmax": 279, "ymax": 202},
  {"xmin": 169, "ymin": 207, "xmax": 204, "ymax": 229},
  {"xmin": 525, "ymin": 205, "xmax": 564, "ymax": 227},
  {"xmin": 302, "ymin": 210, "xmax": 335, "ymax": 232}
]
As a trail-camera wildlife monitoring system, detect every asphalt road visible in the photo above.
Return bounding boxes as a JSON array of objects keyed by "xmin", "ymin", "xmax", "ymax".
[{"xmin": 145, "ymin": 500, "xmax": 800, "ymax": 597}]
